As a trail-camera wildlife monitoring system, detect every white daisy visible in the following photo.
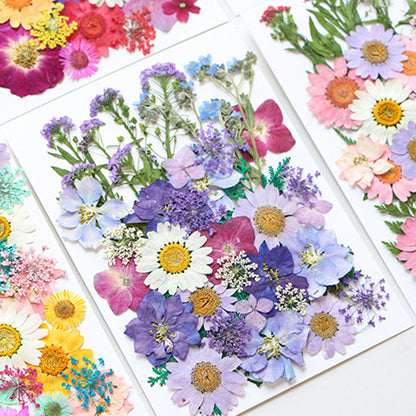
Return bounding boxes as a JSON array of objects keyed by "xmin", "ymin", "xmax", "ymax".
[
  {"xmin": 0, "ymin": 205, "xmax": 36, "ymax": 247},
  {"xmin": 0, "ymin": 302, "xmax": 48, "ymax": 369},
  {"xmin": 137, "ymin": 222, "xmax": 213, "ymax": 295},
  {"xmin": 349, "ymin": 79, "xmax": 416, "ymax": 142}
]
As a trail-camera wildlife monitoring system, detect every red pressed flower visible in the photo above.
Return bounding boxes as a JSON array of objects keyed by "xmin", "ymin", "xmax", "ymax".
[
  {"xmin": 122, "ymin": 7, "xmax": 156, "ymax": 54},
  {"xmin": 260, "ymin": 5, "xmax": 290, "ymax": 25},
  {"xmin": 162, "ymin": 0, "xmax": 200, "ymax": 23},
  {"xmin": 0, "ymin": 23, "xmax": 64, "ymax": 97},
  {"xmin": 62, "ymin": 0, "xmax": 126, "ymax": 57}
]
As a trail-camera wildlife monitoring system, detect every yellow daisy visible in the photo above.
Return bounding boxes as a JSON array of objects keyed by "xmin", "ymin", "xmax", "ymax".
[
  {"xmin": 0, "ymin": 0, "xmax": 54, "ymax": 30},
  {"xmin": 44, "ymin": 290, "xmax": 86, "ymax": 330}
]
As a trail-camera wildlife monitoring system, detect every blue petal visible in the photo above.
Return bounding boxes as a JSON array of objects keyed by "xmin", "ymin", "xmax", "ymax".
[{"xmin": 76, "ymin": 176, "xmax": 102, "ymax": 205}]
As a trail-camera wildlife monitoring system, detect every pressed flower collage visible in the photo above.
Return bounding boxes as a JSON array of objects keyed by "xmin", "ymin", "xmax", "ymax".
[{"xmin": 1, "ymin": 1, "xmax": 416, "ymax": 416}]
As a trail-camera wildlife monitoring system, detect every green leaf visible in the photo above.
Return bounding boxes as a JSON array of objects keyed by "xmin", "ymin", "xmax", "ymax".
[
  {"xmin": 147, "ymin": 364, "xmax": 170, "ymax": 387},
  {"xmin": 309, "ymin": 17, "xmax": 323, "ymax": 43},
  {"xmin": 382, "ymin": 241, "xmax": 402, "ymax": 257},
  {"xmin": 310, "ymin": 12, "xmax": 344, "ymax": 39},
  {"xmin": 243, "ymin": 96, "xmax": 255, "ymax": 129},
  {"xmin": 333, "ymin": 128, "xmax": 356, "ymax": 145},
  {"xmin": 384, "ymin": 220, "xmax": 405, "ymax": 235},
  {"xmin": 47, "ymin": 151, "xmax": 65, "ymax": 160},
  {"xmin": 56, "ymin": 146, "xmax": 79, "ymax": 165},
  {"xmin": 51, "ymin": 166, "xmax": 70, "ymax": 178}
]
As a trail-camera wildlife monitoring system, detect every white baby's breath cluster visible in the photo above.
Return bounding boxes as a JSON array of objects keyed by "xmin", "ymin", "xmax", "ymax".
[
  {"xmin": 101, "ymin": 224, "xmax": 144, "ymax": 266},
  {"xmin": 275, "ymin": 283, "xmax": 308, "ymax": 316},
  {"xmin": 216, "ymin": 250, "xmax": 259, "ymax": 292}
]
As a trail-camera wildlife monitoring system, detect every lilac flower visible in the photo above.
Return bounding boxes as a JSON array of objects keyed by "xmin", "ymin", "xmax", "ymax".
[
  {"xmin": 79, "ymin": 118, "xmax": 105, "ymax": 153},
  {"xmin": 61, "ymin": 162, "xmax": 96, "ymax": 189},
  {"xmin": 41, "ymin": 116, "xmax": 75, "ymax": 148},
  {"xmin": 89, "ymin": 88, "xmax": 120, "ymax": 117},
  {"xmin": 286, "ymin": 226, "xmax": 353, "ymax": 298},
  {"xmin": 235, "ymin": 294, "xmax": 274, "ymax": 331},
  {"xmin": 0, "ymin": 144, "xmax": 10, "ymax": 169},
  {"xmin": 284, "ymin": 166, "xmax": 321, "ymax": 205},
  {"xmin": 167, "ymin": 344, "xmax": 246, "ymax": 416},
  {"xmin": 108, "ymin": 144, "xmax": 132, "ymax": 183},
  {"xmin": 344, "ymin": 24, "xmax": 406, "ymax": 80},
  {"xmin": 305, "ymin": 294, "xmax": 356, "ymax": 359},
  {"xmin": 240, "ymin": 310, "xmax": 308, "ymax": 383},
  {"xmin": 57, "ymin": 176, "xmax": 130, "ymax": 249},
  {"xmin": 339, "ymin": 272, "xmax": 389, "ymax": 326},
  {"xmin": 295, "ymin": 196, "xmax": 332, "ymax": 229},
  {"xmin": 390, "ymin": 121, "xmax": 416, "ymax": 179},
  {"xmin": 140, "ymin": 62, "xmax": 186, "ymax": 91},
  {"xmin": 205, "ymin": 310, "xmax": 252, "ymax": 357},
  {"xmin": 161, "ymin": 146, "xmax": 205, "ymax": 189},
  {"xmin": 199, "ymin": 100, "xmax": 222, "ymax": 121},
  {"xmin": 124, "ymin": 290, "xmax": 200, "ymax": 366}
]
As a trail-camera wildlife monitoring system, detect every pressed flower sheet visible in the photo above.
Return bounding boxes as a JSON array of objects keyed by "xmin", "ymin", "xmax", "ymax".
[
  {"xmin": 1, "ymin": 23, "xmax": 413, "ymax": 415},
  {"xmin": 242, "ymin": 0, "xmax": 416, "ymax": 314}
]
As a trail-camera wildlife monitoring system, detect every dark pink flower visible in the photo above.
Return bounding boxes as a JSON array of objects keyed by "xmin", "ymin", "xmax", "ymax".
[
  {"xmin": 396, "ymin": 215, "xmax": 416, "ymax": 276},
  {"xmin": 162, "ymin": 0, "xmax": 200, "ymax": 23},
  {"xmin": 241, "ymin": 99, "xmax": 295, "ymax": 161},
  {"xmin": 94, "ymin": 258, "xmax": 149, "ymax": 314}
]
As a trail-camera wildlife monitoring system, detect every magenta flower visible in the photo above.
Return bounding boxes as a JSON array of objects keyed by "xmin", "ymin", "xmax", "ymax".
[
  {"xmin": 0, "ymin": 24, "xmax": 64, "ymax": 97},
  {"xmin": 396, "ymin": 214, "xmax": 416, "ymax": 276},
  {"xmin": 0, "ymin": 406, "xmax": 29, "ymax": 416},
  {"xmin": 241, "ymin": 99, "xmax": 295, "ymax": 160},
  {"xmin": 235, "ymin": 294, "xmax": 273, "ymax": 331},
  {"xmin": 162, "ymin": 0, "xmax": 200, "ymax": 23},
  {"xmin": 161, "ymin": 146, "xmax": 205, "ymax": 188},
  {"xmin": 94, "ymin": 258, "xmax": 149, "ymax": 315},
  {"xmin": 167, "ymin": 344, "xmax": 246, "ymax": 416}
]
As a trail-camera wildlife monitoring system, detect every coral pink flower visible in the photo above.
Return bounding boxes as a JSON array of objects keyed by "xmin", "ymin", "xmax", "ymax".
[
  {"xmin": 162, "ymin": 0, "xmax": 200, "ymax": 22},
  {"xmin": 393, "ymin": 34, "xmax": 416, "ymax": 91},
  {"xmin": 396, "ymin": 215, "xmax": 416, "ymax": 276},
  {"xmin": 307, "ymin": 57, "xmax": 366, "ymax": 128},
  {"xmin": 94, "ymin": 258, "xmax": 149, "ymax": 314},
  {"xmin": 241, "ymin": 99, "xmax": 295, "ymax": 161},
  {"xmin": 367, "ymin": 159, "xmax": 416, "ymax": 204},
  {"xmin": 336, "ymin": 134, "xmax": 392, "ymax": 190}
]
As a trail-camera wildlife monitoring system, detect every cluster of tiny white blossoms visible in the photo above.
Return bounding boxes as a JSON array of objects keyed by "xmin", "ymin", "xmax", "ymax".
[
  {"xmin": 101, "ymin": 224, "xmax": 144, "ymax": 266},
  {"xmin": 275, "ymin": 283, "xmax": 308, "ymax": 316},
  {"xmin": 216, "ymin": 250, "xmax": 259, "ymax": 292}
]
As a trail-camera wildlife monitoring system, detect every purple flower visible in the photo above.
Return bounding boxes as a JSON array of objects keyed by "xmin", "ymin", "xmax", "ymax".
[
  {"xmin": 344, "ymin": 24, "xmax": 407, "ymax": 80},
  {"xmin": 304, "ymin": 294, "xmax": 356, "ymax": 359},
  {"xmin": 0, "ymin": 144, "xmax": 10, "ymax": 169},
  {"xmin": 89, "ymin": 88, "xmax": 120, "ymax": 117},
  {"xmin": 240, "ymin": 310, "xmax": 308, "ymax": 383},
  {"xmin": 108, "ymin": 144, "xmax": 132, "ymax": 183},
  {"xmin": 124, "ymin": 290, "xmax": 200, "ymax": 366},
  {"xmin": 41, "ymin": 116, "xmax": 75, "ymax": 148},
  {"xmin": 235, "ymin": 294, "xmax": 274, "ymax": 331},
  {"xmin": 61, "ymin": 162, "xmax": 96, "ymax": 189},
  {"xmin": 167, "ymin": 344, "xmax": 246, "ymax": 416},
  {"xmin": 286, "ymin": 226, "xmax": 353, "ymax": 298},
  {"xmin": 295, "ymin": 196, "xmax": 332, "ymax": 229},
  {"xmin": 199, "ymin": 100, "xmax": 222, "ymax": 121},
  {"xmin": 140, "ymin": 62, "xmax": 186, "ymax": 91},
  {"xmin": 390, "ymin": 121, "xmax": 416, "ymax": 179},
  {"xmin": 284, "ymin": 166, "xmax": 321, "ymax": 205}
]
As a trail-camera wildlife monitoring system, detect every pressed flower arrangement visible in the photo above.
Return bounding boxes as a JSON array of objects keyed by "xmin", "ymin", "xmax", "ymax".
[
  {"xmin": 0, "ymin": 144, "xmax": 134, "ymax": 414},
  {"xmin": 0, "ymin": 0, "xmax": 201, "ymax": 97},
  {"xmin": 262, "ymin": 0, "xmax": 416, "ymax": 280},
  {"xmin": 42, "ymin": 52, "xmax": 390, "ymax": 416}
]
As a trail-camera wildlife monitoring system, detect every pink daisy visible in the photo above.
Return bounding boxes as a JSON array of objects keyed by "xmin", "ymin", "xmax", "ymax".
[
  {"xmin": 393, "ymin": 34, "xmax": 416, "ymax": 91},
  {"xmin": 59, "ymin": 39, "xmax": 100, "ymax": 80},
  {"xmin": 366, "ymin": 159, "xmax": 416, "ymax": 204},
  {"xmin": 307, "ymin": 57, "xmax": 366, "ymax": 128},
  {"xmin": 396, "ymin": 215, "xmax": 416, "ymax": 276}
]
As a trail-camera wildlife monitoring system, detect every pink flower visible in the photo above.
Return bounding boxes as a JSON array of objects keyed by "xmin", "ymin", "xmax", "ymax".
[
  {"xmin": 201, "ymin": 216, "xmax": 257, "ymax": 284},
  {"xmin": 396, "ymin": 215, "xmax": 416, "ymax": 276},
  {"xmin": 241, "ymin": 99, "xmax": 295, "ymax": 161},
  {"xmin": 295, "ymin": 196, "xmax": 332, "ymax": 229},
  {"xmin": 367, "ymin": 159, "xmax": 416, "ymax": 204},
  {"xmin": 161, "ymin": 146, "xmax": 205, "ymax": 188},
  {"xmin": 162, "ymin": 0, "xmax": 200, "ymax": 22},
  {"xmin": 307, "ymin": 57, "xmax": 366, "ymax": 128},
  {"xmin": 393, "ymin": 34, "xmax": 416, "ymax": 91},
  {"xmin": 0, "ymin": 407, "xmax": 29, "ymax": 416},
  {"xmin": 336, "ymin": 134, "xmax": 392, "ymax": 190},
  {"xmin": 235, "ymin": 294, "xmax": 273, "ymax": 331},
  {"xmin": 94, "ymin": 257, "xmax": 149, "ymax": 314}
]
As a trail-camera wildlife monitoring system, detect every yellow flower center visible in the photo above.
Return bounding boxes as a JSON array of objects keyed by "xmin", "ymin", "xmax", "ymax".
[
  {"xmin": 54, "ymin": 299, "xmax": 76, "ymax": 319},
  {"xmin": 403, "ymin": 51, "xmax": 416, "ymax": 76},
  {"xmin": 310, "ymin": 312, "xmax": 338, "ymax": 339},
  {"xmin": 376, "ymin": 161, "xmax": 402, "ymax": 184},
  {"xmin": 362, "ymin": 40, "xmax": 388, "ymax": 64},
  {"xmin": 151, "ymin": 322, "xmax": 168, "ymax": 343},
  {"xmin": 253, "ymin": 205, "xmax": 286, "ymax": 237},
  {"xmin": 191, "ymin": 362, "xmax": 222, "ymax": 393},
  {"xmin": 77, "ymin": 206, "xmax": 96, "ymax": 224},
  {"xmin": 373, "ymin": 99, "xmax": 402, "ymax": 126},
  {"xmin": 159, "ymin": 243, "xmax": 191, "ymax": 274},
  {"xmin": 0, "ymin": 324, "xmax": 22, "ymax": 357},
  {"xmin": 39, "ymin": 345, "xmax": 69, "ymax": 375},
  {"xmin": 179, "ymin": 2, "xmax": 187, "ymax": 7},
  {"xmin": 0, "ymin": 217, "xmax": 11, "ymax": 240},
  {"xmin": 407, "ymin": 139, "xmax": 416, "ymax": 162},
  {"xmin": 300, "ymin": 244, "xmax": 323, "ymax": 266},
  {"xmin": 189, "ymin": 287, "xmax": 221, "ymax": 317},
  {"xmin": 326, "ymin": 77, "xmax": 359, "ymax": 109},
  {"xmin": 5, "ymin": 0, "xmax": 31, "ymax": 10},
  {"xmin": 11, "ymin": 41, "xmax": 39, "ymax": 69},
  {"xmin": 258, "ymin": 333, "xmax": 281, "ymax": 359}
]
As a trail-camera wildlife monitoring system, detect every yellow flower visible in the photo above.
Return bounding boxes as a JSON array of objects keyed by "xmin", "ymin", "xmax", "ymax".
[
  {"xmin": 32, "ymin": 327, "xmax": 94, "ymax": 396},
  {"xmin": 0, "ymin": 0, "xmax": 54, "ymax": 30},
  {"xmin": 44, "ymin": 290, "xmax": 86, "ymax": 330},
  {"xmin": 29, "ymin": 4, "xmax": 78, "ymax": 50}
]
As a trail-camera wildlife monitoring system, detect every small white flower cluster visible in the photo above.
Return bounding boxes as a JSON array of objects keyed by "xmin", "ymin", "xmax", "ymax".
[
  {"xmin": 275, "ymin": 282, "xmax": 308, "ymax": 316},
  {"xmin": 101, "ymin": 224, "xmax": 144, "ymax": 266},
  {"xmin": 216, "ymin": 250, "xmax": 259, "ymax": 292}
]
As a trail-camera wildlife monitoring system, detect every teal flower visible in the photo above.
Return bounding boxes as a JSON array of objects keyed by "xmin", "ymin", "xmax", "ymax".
[
  {"xmin": 34, "ymin": 392, "xmax": 73, "ymax": 416},
  {"xmin": 0, "ymin": 166, "xmax": 30, "ymax": 213}
]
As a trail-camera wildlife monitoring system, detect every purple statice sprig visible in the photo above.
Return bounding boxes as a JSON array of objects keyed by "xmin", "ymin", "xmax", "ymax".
[
  {"xmin": 140, "ymin": 62, "xmax": 187, "ymax": 92},
  {"xmin": 339, "ymin": 271, "xmax": 390, "ymax": 327},
  {"xmin": 41, "ymin": 116, "xmax": 75, "ymax": 149},
  {"xmin": 61, "ymin": 162, "xmax": 96, "ymax": 189},
  {"xmin": 62, "ymin": 357, "xmax": 116, "ymax": 412},
  {"xmin": 90, "ymin": 88, "xmax": 120, "ymax": 118},
  {"xmin": 284, "ymin": 166, "xmax": 321, "ymax": 205},
  {"xmin": 108, "ymin": 144, "xmax": 132, "ymax": 183}
]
